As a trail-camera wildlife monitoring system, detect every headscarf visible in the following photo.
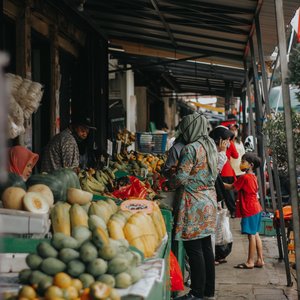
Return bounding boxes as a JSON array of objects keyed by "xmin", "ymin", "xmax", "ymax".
[
  {"xmin": 177, "ymin": 113, "xmax": 218, "ymax": 178},
  {"xmin": 8, "ymin": 146, "xmax": 39, "ymax": 178}
]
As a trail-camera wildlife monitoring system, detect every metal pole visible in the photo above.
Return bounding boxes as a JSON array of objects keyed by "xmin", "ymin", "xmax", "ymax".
[
  {"xmin": 0, "ymin": 52, "xmax": 9, "ymax": 183},
  {"xmin": 255, "ymin": 14, "xmax": 291, "ymax": 282},
  {"xmin": 275, "ymin": 0, "xmax": 300, "ymax": 294},
  {"xmin": 249, "ymin": 39, "xmax": 265, "ymax": 209}
]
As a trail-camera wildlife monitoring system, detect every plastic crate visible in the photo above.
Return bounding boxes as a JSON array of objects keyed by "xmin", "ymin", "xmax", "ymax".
[
  {"xmin": 259, "ymin": 217, "xmax": 277, "ymax": 236},
  {"xmin": 136, "ymin": 132, "xmax": 168, "ymax": 154}
]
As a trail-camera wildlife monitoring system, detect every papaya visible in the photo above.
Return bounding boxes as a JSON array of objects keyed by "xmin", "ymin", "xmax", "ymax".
[
  {"xmin": 59, "ymin": 248, "xmax": 80, "ymax": 263},
  {"xmin": 26, "ymin": 254, "xmax": 43, "ymax": 270},
  {"xmin": 88, "ymin": 214, "xmax": 107, "ymax": 231},
  {"xmin": 79, "ymin": 273, "xmax": 95, "ymax": 289},
  {"xmin": 86, "ymin": 258, "xmax": 108, "ymax": 277},
  {"xmin": 37, "ymin": 242, "xmax": 58, "ymax": 258},
  {"xmin": 40, "ymin": 258, "xmax": 66, "ymax": 276},
  {"xmin": 107, "ymin": 256, "xmax": 129, "ymax": 274},
  {"xmin": 114, "ymin": 272, "xmax": 132, "ymax": 288},
  {"xmin": 80, "ymin": 242, "xmax": 98, "ymax": 263},
  {"xmin": 67, "ymin": 259, "xmax": 85, "ymax": 278},
  {"xmin": 92, "ymin": 227, "xmax": 109, "ymax": 249}
]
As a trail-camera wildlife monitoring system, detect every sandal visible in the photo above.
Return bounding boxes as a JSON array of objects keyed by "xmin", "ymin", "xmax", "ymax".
[
  {"xmin": 217, "ymin": 259, "xmax": 227, "ymax": 264},
  {"xmin": 234, "ymin": 263, "xmax": 254, "ymax": 269},
  {"xmin": 254, "ymin": 264, "xmax": 264, "ymax": 268}
]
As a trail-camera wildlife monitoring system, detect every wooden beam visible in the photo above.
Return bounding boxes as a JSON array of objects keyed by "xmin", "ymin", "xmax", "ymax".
[
  {"xmin": 3, "ymin": 0, "xmax": 19, "ymax": 19},
  {"xmin": 191, "ymin": 102, "xmax": 225, "ymax": 113},
  {"xmin": 49, "ymin": 25, "xmax": 60, "ymax": 137},
  {"xmin": 110, "ymin": 38, "xmax": 243, "ymax": 68},
  {"xmin": 15, "ymin": 0, "xmax": 32, "ymax": 147}
]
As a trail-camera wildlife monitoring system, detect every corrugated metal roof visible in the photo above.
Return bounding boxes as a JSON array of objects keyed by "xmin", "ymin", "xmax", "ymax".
[{"xmin": 62, "ymin": 0, "xmax": 299, "ymax": 96}]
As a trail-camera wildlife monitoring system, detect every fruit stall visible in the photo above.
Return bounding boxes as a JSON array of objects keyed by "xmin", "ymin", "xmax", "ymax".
[{"xmin": 0, "ymin": 131, "xmax": 178, "ymax": 300}]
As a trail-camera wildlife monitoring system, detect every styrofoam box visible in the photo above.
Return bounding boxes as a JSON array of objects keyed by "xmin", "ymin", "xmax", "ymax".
[
  {"xmin": 0, "ymin": 254, "xmax": 27, "ymax": 273},
  {"xmin": 0, "ymin": 208, "xmax": 50, "ymax": 235}
]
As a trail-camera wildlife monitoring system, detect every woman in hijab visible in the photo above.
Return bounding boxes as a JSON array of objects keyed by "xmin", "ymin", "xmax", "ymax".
[
  {"xmin": 8, "ymin": 146, "xmax": 39, "ymax": 181},
  {"xmin": 173, "ymin": 113, "xmax": 218, "ymax": 300}
]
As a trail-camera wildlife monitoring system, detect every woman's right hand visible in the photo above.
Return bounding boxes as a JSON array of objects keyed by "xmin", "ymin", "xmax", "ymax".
[{"xmin": 218, "ymin": 139, "xmax": 228, "ymax": 152}]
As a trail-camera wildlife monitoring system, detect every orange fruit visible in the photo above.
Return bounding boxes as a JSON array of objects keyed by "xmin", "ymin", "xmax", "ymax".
[
  {"xmin": 53, "ymin": 272, "xmax": 72, "ymax": 289},
  {"xmin": 64, "ymin": 286, "xmax": 78, "ymax": 299},
  {"xmin": 71, "ymin": 279, "xmax": 83, "ymax": 292},
  {"xmin": 18, "ymin": 285, "xmax": 36, "ymax": 299},
  {"xmin": 44, "ymin": 286, "xmax": 63, "ymax": 300}
]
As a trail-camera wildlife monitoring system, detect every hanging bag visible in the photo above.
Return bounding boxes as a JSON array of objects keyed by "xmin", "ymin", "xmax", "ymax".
[{"xmin": 215, "ymin": 208, "xmax": 233, "ymax": 260}]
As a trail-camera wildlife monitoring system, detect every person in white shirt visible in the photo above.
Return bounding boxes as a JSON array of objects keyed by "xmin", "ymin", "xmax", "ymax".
[{"xmin": 228, "ymin": 124, "xmax": 245, "ymax": 178}]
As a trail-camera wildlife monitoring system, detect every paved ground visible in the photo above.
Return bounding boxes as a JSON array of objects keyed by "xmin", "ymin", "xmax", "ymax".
[
  {"xmin": 178, "ymin": 218, "xmax": 298, "ymax": 300},
  {"xmin": 215, "ymin": 218, "xmax": 298, "ymax": 300}
]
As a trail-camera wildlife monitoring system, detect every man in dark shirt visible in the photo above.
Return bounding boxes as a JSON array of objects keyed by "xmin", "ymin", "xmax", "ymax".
[{"xmin": 41, "ymin": 115, "xmax": 96, "ymax": 173}]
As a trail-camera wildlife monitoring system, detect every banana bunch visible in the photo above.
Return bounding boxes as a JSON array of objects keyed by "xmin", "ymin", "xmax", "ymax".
[
  {"xmin": 79, "ymin": 167, "xmax": 118, "ymax": 195},
  {"xmin": 116, "ymin": 129, "xmax": 135, "ymax": 146}
]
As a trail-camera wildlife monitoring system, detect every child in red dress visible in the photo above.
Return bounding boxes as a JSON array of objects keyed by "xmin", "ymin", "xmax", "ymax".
[{"xmin": 224, "ymin": 152, "xmax": 265, "ymax": 269}]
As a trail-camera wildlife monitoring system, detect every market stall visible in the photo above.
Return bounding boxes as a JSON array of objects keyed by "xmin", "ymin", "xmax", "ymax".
[{"xmin": 0, "ymin": 129, "xmax": 179, "ymax": 300}]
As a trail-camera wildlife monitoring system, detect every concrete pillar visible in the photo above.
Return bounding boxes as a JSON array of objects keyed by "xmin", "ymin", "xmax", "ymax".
[{"xmin": 126, "ymin": 66, "xmax": 136, "ymax": 132}]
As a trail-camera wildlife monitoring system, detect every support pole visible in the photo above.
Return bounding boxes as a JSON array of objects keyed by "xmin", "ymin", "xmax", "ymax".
[
  {"xmin": 50, "ymin": 25, "xmax": 60, "ymax": 138},
  {"xmin": 248, "ymin": 39, "xmax": 265, "ymax": 209},
  {"xmin": 244, "ymin": 61, "xmax": 265, "ymax": 209},
  {"xmin": 255, "ymin": 14, "xmax": 291, "ymax": 284},
  {"xmin": 275, "ymin": 0, "xmax": 300, "ymax": 293}
]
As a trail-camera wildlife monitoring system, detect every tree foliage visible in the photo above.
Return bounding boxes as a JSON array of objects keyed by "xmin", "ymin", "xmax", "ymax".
[
  {"xmin": 288, "ymin": 44, "xmax": 300, "ymax": 100},
  {"xmin": 264, "ymin": 112, "xmax": 300, "ymax": 175}
]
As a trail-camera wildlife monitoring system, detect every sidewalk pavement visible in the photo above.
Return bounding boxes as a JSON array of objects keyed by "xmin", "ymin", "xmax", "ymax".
[{"xmin": 214, "ymin": 218, "xmax": 298, "ymax": 300}]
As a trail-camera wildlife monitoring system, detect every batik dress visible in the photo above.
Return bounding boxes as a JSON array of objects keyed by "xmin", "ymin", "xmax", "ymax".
[{"xmin": 173, "ymin": 141, "xmax": 217, "ymax": 241}]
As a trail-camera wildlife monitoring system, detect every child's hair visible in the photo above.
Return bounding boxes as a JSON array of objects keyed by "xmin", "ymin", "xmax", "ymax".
[{"xmin": 242, "ymin": 152, "xmax": 261, "ymax": 169}]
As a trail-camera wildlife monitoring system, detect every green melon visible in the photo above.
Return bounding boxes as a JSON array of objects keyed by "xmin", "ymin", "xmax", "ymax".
[
  {"xmin": 72, "ymin": 226, "xmax": 92, "ymax": 246},
  {"xmin": 79, "ymin": 273, "xmax": 95, "ymax": 289},
  {"xmin": 86, "ymin": 258, "xmax": 108, "ymax": 277},
  {"xmin": 115, "ymin": 272, "xmax": 132, "ymax": 289},
  {"xmin": 40, "ymin": 258, "xmax": 66, "ymax": 276},
  {"xmin": 26, "ymin": 254, "xmax": 43, "ymax": 270},
  {"xmin": 37, "ymin": 242, "xmax": 58, "ymax": 258},
  {"xmin": 59, "ymin": 248, "xmax": 80, "ymax": 263},
  {"xmin": 80, "ymin": 242, "xmax": 98, "ymax": 263},
  {"xmin": 67, "ymin": 259, "xmax": 85, "ymax": 278},
  {"xmin": 97, "ymin": 274, "xmax": 115, "ymax": 288},
  {"xmin": 107, "ymin": 256, "xmax": 129, "ymax": 275},
  {"xmin": 18, "ymin": 269, "xmax": 32, "ymax": 284}
]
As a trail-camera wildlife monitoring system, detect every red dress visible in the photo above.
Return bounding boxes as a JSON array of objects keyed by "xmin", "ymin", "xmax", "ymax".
[{"xmin": 233, "ymin": 173, "xmax": 262, "ymax": 218}]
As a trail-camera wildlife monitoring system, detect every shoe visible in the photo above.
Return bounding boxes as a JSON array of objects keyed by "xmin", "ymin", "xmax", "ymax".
[
  {"xmin": 234, "ymin": 263, "xmax": 254, "ymax": 269},
  {"xmin": 174, "ymin": 292, "xmax": 203, "ymax": 300}
]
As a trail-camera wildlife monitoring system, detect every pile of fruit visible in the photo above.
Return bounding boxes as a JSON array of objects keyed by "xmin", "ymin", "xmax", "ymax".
[
  {"xmin": 17, "ymin": 215, "xmax": 143, "ymax": 299},
  {"xmin": 50, "ymin": 198, "xmax": 166, "ymax": 258}
]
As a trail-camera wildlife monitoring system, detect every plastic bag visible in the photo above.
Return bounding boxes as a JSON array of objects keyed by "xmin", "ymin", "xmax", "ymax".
[
  {"xmin": 215, "ymin": 242, "xmax": 233, "ymax": 261},
  {"xmin": 112, "ymin": 176, "xmax": 148, "ymax": 199},
  {"xmin": 215, "ymin": 208, "xmax": 233, "ymax": 246},
  {"xmin": 170, "ymin": 250, "xmax": 184, "ymax": 291}
]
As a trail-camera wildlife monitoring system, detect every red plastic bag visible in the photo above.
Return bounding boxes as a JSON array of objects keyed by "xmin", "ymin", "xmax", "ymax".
[
  {"xmin": 170, "ymin": 250, "xmax": 184, "ymax": 291},
  {"xmin": 112, "ymin": 176, "xmax": 148, "ymax": 199}
]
